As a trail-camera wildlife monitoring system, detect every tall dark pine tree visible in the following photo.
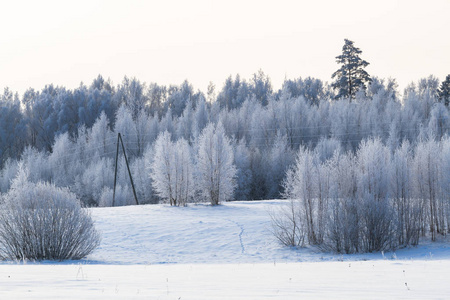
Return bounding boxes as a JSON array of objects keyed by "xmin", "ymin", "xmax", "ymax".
[
  {"xmin": 332, "ymin": 39, "xmax": 371, "ymax": 100},
  {"xmin": 438, "ymin": 74, "xmax": 450, "ymax": 106}
]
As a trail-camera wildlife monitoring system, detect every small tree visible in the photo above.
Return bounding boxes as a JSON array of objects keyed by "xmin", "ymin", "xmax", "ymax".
[
  {"xmin": 356, "ymin": 139, "xmax": 395, "ymax": 252},
  {"xmin": 283, "ymin": 147, "xmax": 321, "ymax": 244},
  {"xmin": 150, "ymin": 132, "xmax": 195, "ymax": 206},
  {"xmin": 197, "ymin": 122, "xmax": 237, "ymax": 205},
  {"xmin": 332, "ymin": 39, "xmax": 371, "ymax": 100},
  {"xmin": 0, "ymin": 167, "xmax": 101, "ymax": 261},
  {"xmin": 172, "ymin": 138, "xmax": 195, "ymax": 206},
  {"xmin": 150, "ymin": 131, "xmax": 176, "ymax": 205}
]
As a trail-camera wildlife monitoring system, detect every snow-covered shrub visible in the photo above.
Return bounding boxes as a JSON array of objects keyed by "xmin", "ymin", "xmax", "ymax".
[
  {"xmin": 269, "ymin": 199, "xmax": 306, "ymax": 247},
  {"xmin": 276, "ymin": 136, "xmax": 450, "ymax": 253},
  {"xmin": 0, "ymin": 167, "xmax": 101, "ymax": 261},
  {"xmin": 283, "ymin": 147, "xmax": 326, "ymax": 245},
  {"xmin": 355, "ymin": 139, "xmax": 396, "ymax": 252}
]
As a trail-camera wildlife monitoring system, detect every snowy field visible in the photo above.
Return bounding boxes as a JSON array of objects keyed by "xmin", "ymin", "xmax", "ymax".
[{"xmin": 1, "ymin": 200, "xmax": 450, "ymax": 299}]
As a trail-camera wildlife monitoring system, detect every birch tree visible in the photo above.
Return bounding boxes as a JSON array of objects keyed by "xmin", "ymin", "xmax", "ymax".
[{"xmin": 197, "ymin": 122, "xmax": 237, "ymax": 205}]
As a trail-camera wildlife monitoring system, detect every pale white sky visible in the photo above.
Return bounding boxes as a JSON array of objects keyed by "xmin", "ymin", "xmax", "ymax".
[{"xmin": 1, "ymin": 0, "xmax": 449, "ymax": 96}]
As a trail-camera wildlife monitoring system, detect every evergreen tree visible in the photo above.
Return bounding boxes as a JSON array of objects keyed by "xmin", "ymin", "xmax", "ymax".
[
  {"xmin": 438, "ymin": 74, "xmax": 450, "ymax": 106},
  {"xmin": 332, "ymin": 39, "xmax": 371, "ymax": 100}
]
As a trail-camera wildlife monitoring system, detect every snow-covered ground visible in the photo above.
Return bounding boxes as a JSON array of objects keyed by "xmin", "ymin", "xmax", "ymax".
[{"xmin": 1, "ymin": 200, "xmax": 450, "ymax": 299}]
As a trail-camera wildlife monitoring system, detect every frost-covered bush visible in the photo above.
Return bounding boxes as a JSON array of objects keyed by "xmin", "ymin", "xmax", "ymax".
[
  {"xmin": 0, "ymin": 167, "xmax": 101, "ymax": 261},
  {"xmin": 276, "ymin": 137, "xmax": 449, "ymax": 254},
  {"xmin": 269, "ymin": 199, "xmax": 306, "ymax": 247}
]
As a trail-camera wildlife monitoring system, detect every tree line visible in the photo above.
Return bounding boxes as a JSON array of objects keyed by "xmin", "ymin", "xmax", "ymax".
[{"xmin": 0, "ymin": 72, "xmax": 448, "ymax": 204}]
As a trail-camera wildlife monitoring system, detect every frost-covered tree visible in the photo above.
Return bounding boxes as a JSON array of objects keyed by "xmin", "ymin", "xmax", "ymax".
[
  {"xmin": 438, "ymin": 74, "xmax": 450, "ymax": 106},
  {"xmin": 428, "ymin": 103, "xmax": 449, "ymax": 140},
  {"xmin": 325, "ymin": 151, "xmax": 360, "ymax": 253},
  {"xmin": 197, "ymin": 122, "xmax": 237, "ymax": 205},
  {"xmin": 274, "ymin": 94, "xmax": 309, "ymax": 149},
  {"xmin": 329, "ymin": 99, "xmax": 362, "ymax": 150},
  {"xmin": 391, "ymin": 141, "xmax": 420, "ymax": 246},
  {"xmin": 132, "ymin": 146, "xmax": 156, "ymax": 204},
  {"xmin": 418, "ymin": 75, "xmax": 440, "ymax": 99},
  {"xmin": 146, "ymin": 82, "xmax": 167, "ymax": 116},
  {"xmin": 134, "ymin": 109, "xmax": 153, "ymax": 156},
  {"xmin": 150, "ymin": 132, "xmax": 195, "ymax": 206},
  {"xmin": 250, "ymin": 69, "xmax": 272, "ymax": 106},
  {"xmin": 55, "ymin": 88, "xmax": 81, "ymax": 137},
  {"xmin": 114, "ymin": 105, "xmax": 138, "ymax": 153},
  {"xmin": 315, "ymin": 137, "xmax": 342, "ymax": 162},
  {"xmin": 0, "ymin": 159, "xmax": 19, "ymax": 193},
  {"xmin": 150, "ymin": 131, "xmax": 176, "ymax": 205},
  {"xmin": 193, "ymin": 96, "xmax": 209, "ymax": 138},
  {"xmin": 216, "ymin": 74, "xmax": 250, "ymax": 110},
  {"xmin": 89, "ymin": 111, "xmax": 114, "ymax": 158},
  {"xmin": 249, "ymin": 100, "xmax": 277, "ymax": 149},
  {"xmin": 20, "ymin": 146, "xmax": 50, "ymax": 184},
  {"xmin": 176, "ymin": 100, "xmax": 194, "ymax": 141},
  {"xmin": 0, "ymin": 90, "xmax": 27, "ymax": 167},
  {"xmin": 356, "ymin": 139, "xmax": 394, "ymax": 252},
  {"xmin": 233, "ymin": 140, "xmax": 252, "ymax": 200},
  {"xmin": 283, "ymin": 147, "xmax": 323, "ymax": 244},
  {"xmin": 265, "ymin": 134, "xmax": 295, "ymax": 199},
  {"xmin": 441, "ymin": 138, "xmax": 450, "ymax": 232},
  {"xmin": 158, "ymin": 108, "xmax": 175, "ymax": 136},
  {"xmin": 48, "ymin": 132, "xmax": 74, "ymax": 187},
  {"xmin": 164, "ymin": 80, "xmax": 204, "ymax": 118},
  {"xmin": 279, "ymin": 77, "xmax": 327, "ymax": 106},
  {"xmin": 74, "ymin": 156, "xmax": 114, "ymax": 206},
  {"xmin": 172, "ymin": 138, "xmax": 195, "ymax": 206},
  {"xmin": 332, "ymin": 39, "xmax": 371, "ymax": 100},
  {"xmin": 413, "ymin": 138, "xmax": 445, "ymax": 241},
  {"xmin": 116, "ymin": 76, "xmax": 147, "ymax": 119}
]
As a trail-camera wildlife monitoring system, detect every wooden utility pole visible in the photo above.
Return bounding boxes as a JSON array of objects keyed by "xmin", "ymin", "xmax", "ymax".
[{"xmin": 112, "ymin": 133, "xmax": 139, "ymax": 206}]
